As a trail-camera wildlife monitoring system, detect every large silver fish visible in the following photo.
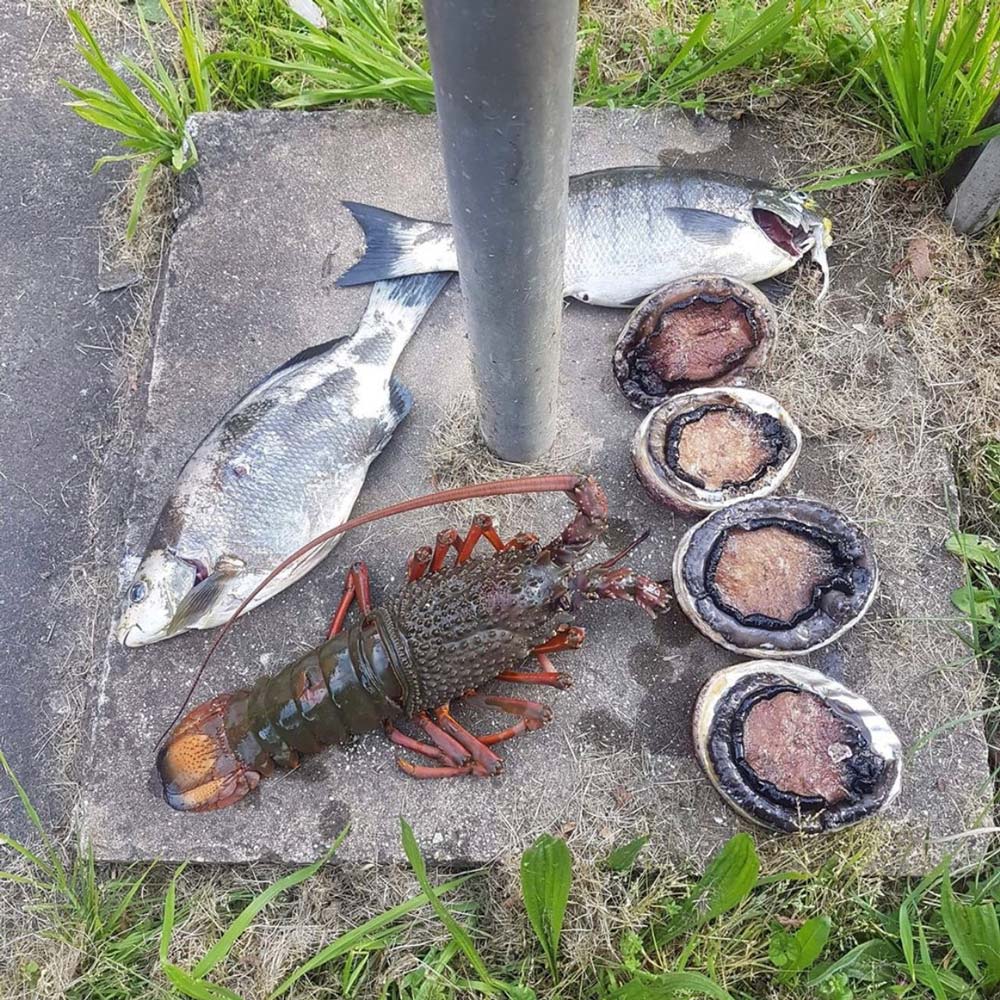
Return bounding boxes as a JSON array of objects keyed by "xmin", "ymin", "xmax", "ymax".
[
  {"xmin": 116, "ymin": 273, "xmax": 449, "ymax": 647},
  {"xmin": 337, "ymin": 167, "xmax": 832, "ymax": 306}
]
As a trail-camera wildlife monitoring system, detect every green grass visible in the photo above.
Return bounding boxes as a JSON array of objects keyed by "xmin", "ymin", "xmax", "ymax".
[
  {"xmin": 850, "ymin": 0, "xmax": 1000, "ymax": 176},
  {"xmin": 212, "ymin": 0, "xmax": 433, "ymax": 112},
  {"xmin": 4, "ymin": 748, "xmax": 1000, "ymax": 999},
  {"xmin": 62, "ymin": 0, "xmax": 213, "ymax": 238},
  {"xmin": 61, "ymin": 0, "xmax": 1000, "ymax": 232}
]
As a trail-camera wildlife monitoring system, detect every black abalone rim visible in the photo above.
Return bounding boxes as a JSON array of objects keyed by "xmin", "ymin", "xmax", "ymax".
[
  {"xmin": 705, "ymin": 673, "xmax": 897, "ymax": 832},
  {"xmin": 612, "ymin": 277, "xmax": 773, "ymax": 409},
  {"xmin": 681, "ymin": 496, "xmax": 877, "ymax": 652},
  {"xmin": 664, "ymin": 403, "xmax": 793, "ymax": 492}
]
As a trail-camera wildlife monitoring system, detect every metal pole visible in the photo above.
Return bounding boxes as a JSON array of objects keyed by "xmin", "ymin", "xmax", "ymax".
[{"xmin": 423, "ymin": 0, "xmax": 578, "ymax": 462}]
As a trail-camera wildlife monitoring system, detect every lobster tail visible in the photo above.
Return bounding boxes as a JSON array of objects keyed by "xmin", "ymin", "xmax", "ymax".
[{"xmin": 157, "ymin": 692, "xmax": 261, "ymax": 812}]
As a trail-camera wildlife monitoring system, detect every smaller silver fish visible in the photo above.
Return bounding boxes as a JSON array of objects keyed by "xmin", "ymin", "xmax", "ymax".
[
  {"xmin": 336, "ymin": 167, "xmax": 833, "ymax": 306},
  {"xmin": 117, "ymin": 273, "xmax": 449, "ymax": 647}
]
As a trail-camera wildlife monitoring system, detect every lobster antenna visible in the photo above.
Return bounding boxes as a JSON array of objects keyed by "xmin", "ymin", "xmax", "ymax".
[
  {"xmin": 590, "ymin": 529, "xmax": 651, "ymax": 571},
  {"xmin": 155, "ymin": 473, "xmax": 582, "ymax": 747}
]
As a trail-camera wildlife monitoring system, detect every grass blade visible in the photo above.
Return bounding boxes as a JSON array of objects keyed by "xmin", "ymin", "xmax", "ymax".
[
  {"xmin": 192, "ymin": 828, "xmax": 348, "ymax": 979},
  {"xmin": 400, "ymin": 819, "xmax": 500, "ymax": 994},
  {"xmin": 604, "ymin": 835, "xmax": 649, "ymax": 872},
  {"xmin": 268, "ymin": 873, "xmax": 470, "ymax": 998},
  {"xmin": 611, "ymin": 970, "xmax": 734, "ymax": 999},
  {"xmin": 520, "ymin": 833, "xmax": 572, "ymax": 978}
]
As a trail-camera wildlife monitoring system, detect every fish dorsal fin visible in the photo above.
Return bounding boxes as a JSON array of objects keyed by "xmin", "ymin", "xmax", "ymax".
[
  {"xmin": 166, "ymin": 555, "xmax": 245, "ymax": 634},
  {"xmin": 269, "ymin": 337, "xmax": 344, "ymax": 378}
]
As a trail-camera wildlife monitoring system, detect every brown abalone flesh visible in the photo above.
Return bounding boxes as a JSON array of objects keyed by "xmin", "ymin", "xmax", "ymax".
[
  {"xmin": 693, "ymin": 661, "xmax": 901, "ymax": 832},
  {"xmin": 632, "ymin": 387, "xmax": 801, "ymax": 514},
  {"xmin": 613, "ymin": 274, "xmax": 775, "ymax": 409},
  {"xmin": 673, "ymin": 496, "xmax": 877, "ymax": 656}
]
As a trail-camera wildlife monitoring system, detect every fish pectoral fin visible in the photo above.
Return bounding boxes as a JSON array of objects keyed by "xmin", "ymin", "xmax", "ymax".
[
  {"xmin": 671, "ymin": 207, "xmax": 744, "ymax": 247},
  {"xmin": 166, "ymin": 556, "xmax": 244, "ymax": 633}
]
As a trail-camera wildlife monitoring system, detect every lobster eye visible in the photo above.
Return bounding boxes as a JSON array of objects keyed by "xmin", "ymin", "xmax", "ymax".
[{"xmin": 129, "ymin": 581, "xmax": 148, "ymax": 604}]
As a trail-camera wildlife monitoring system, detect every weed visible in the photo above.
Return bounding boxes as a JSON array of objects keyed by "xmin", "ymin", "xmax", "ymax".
[
  {"xmin": 520, "ymin": 834, "xmax": 572, "ymax": 980},
  {"xmin": 851, "ymin": 0, "xmax": 1000, "ymax": 177},
  {"xmin": 214, "ymin": 0, "xmax": 434, "ymax": 112},
  {"xmin": 6, "ymin": 747, "xmax": 1000, "ymax": 1000},
  {"xmin": 62, "ymin": 0, "xmax": 212, "ymax": 238},
  {"xmin": 577, "ymin": 0, "xmax": 820, "ymax": 110},
  {"xmin": 212, "ymin": 0, "xmax": 300, "ymax": 108}
]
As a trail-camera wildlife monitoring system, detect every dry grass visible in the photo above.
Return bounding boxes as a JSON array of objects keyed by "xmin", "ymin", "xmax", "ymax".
[
  {"xmin": 425, "ymin": 392, "xmax": 595, "ymax": 523},
  {"xmin": 759, "ymin": 93, "xmax": 1000, "ymax": 530}
]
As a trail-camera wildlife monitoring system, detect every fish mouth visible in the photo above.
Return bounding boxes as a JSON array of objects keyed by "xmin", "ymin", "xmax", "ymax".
[
  {"xmin": 752, "ymin": 208, "xmax": 815, "ymax": 258},
  {"xmin": 119, "ymin": 623, "xmax": 144, "ymax": 647},
  {"xmin": 753, "ymin": 206, "xmax": 832, "ymax": 300}
]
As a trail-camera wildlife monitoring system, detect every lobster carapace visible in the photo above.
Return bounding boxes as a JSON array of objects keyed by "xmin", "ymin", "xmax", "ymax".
[{"xmin": 158, "ymin": 475, "xmax": 670, "ymax": 811}]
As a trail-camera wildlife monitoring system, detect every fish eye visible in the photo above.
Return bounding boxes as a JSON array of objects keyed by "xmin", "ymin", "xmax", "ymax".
[{"xmin": 129, "ymin": 581, "xmax": 148, "ymax": 604}]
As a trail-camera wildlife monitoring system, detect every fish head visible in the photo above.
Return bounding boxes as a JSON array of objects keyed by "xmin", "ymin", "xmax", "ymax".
[
  {"xmin": 751, "ymin": 189, "xmax": 833, "ymax": 299},
  {"xmin": 116, "ymin": 548, "xmax": 199, "ymax": 647}
]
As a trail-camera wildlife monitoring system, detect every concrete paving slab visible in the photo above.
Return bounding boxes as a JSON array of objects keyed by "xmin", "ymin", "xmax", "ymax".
[
  {"xmin": 79, "ymin": 108, "xmax": 990, "ymax": 869},
  {"xmin": 0, "ymin": 3, "xmax": 137, "ymax": 838}
]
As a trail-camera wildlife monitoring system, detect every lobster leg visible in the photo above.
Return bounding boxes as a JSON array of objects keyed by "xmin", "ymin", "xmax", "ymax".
[
  {"xmin": 326, "ymin": 561, "xmax": 373, "ymax": 639},
  {"xmin": 384, "ymin": 723, "xmax": 448, "ymax": 763},
  {"xmin": 389, "ymin": 711, "xmax": 487, "ymax": 777},
  {"xmin": 503, "ymin": 531, "xmax": 539, "ymax": 551},
  {"xmin": 471, "ymin": 695, "xmax": 553, "ymax": 747},
  {"xmin": 426, "ymin": 514, "xmax": 505, "ymax": 573},
  {"xmin": 531, "ymin": 625, "xmax": 585, "ymax": 654},
  {"xmin": 497, "ymin": 652, "xmax": 572, "ymax": 689},
  {"xmin": 543, "ymin": 476, "xmax": 609, "ymax": 567},
  {"xmin": 496, "ymin": 627, "xmax": 582, "ymax": 688},
  {"xmin": 408, "ymin": 516, "xmax": 526, "ymax": 584},
  {"xmin": 407, "ymin": 545, "xmax": 433, "ymax": 582},
  {"xmin": 433, "ymin": 706, "xmax": 503, "ymax": 776}
]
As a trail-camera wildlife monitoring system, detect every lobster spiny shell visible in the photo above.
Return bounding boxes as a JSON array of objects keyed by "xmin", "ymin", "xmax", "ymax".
[{"xmin": 387, "ymin": 547, "xmax": 573, "ymax": 712}]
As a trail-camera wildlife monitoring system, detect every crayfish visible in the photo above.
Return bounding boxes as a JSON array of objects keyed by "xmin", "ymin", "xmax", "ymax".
[{"xmin": 158, "ymin": 474, "xmax": 670, "ymax": 811}]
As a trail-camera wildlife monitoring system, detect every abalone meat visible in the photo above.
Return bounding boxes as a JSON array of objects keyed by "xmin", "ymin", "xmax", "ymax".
[{"xmin": 613, "ymin": 274, "xmax": 775, "ymax": 409}]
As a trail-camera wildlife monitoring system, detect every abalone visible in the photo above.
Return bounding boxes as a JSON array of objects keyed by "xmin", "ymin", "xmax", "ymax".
[
  {"xmin": 632, "ymin": 387, "xmax": 801, "ymax": 514},
  {"xmin": 673, "ymin": 496, "xmax": 878, "ymax": 656},
  {"xmin": 613, "ymin": 274, "xmax": 775, "ymax": 409},
  {"xmin": 693, "ymin": 661, "xmax": 901, "ymax": 832}
]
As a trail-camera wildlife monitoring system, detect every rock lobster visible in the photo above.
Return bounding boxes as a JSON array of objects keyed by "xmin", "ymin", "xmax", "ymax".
[{"xmin": 158, "ymin": 474, "xmax": 670, "ymax": 811}]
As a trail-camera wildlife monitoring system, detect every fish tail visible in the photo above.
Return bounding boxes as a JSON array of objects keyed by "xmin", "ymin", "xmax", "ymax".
[{"xmin": 337, "ymin": 202, "xmax": 457, "ymax": 286}]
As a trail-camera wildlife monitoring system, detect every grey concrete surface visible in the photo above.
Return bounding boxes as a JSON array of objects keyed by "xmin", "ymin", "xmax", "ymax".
[
  {"xmin": 0, "ymin": 3, "xmax": 137, "ymax": 839},
  {"xmin": 79, "ymin": 108, "xmax": 990, "ymax": 869}
]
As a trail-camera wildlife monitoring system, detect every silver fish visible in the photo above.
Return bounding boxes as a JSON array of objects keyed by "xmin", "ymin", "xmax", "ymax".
[
  {"xmin": 116, "ymin": 273, "xmax": 449, "ymax": 647},
  {"xmin": 337, "ymin": 167, "xmax": 833, "ymax": 306}
]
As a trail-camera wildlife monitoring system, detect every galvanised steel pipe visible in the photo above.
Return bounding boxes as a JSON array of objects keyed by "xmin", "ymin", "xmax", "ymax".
[{"xmin": 423, "ymin": 0, "xmax": 579, "ymax": 462}]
